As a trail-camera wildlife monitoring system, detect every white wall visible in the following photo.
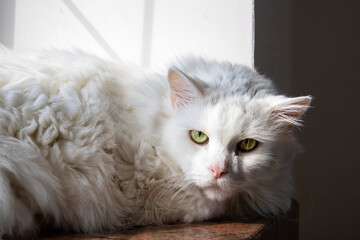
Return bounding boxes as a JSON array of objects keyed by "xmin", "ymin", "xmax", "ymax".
[{"xmin": 1, "ymin": 0, "xmax": 254, "ymax": 69}]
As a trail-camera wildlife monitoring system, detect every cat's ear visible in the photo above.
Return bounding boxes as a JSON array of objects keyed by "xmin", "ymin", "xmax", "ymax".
[
  {"xmin": 168, "ymin": 67, "xmax": 205, "ymax": 109},
  {"xmin": 270, "ymin": 96, "xmax": 312, "ymax": 130}
]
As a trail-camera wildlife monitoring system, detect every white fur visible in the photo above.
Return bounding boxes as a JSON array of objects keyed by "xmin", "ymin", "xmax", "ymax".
[{"xmin": 0, "ymin": 49, "xmax": 311, "ymax": 237}]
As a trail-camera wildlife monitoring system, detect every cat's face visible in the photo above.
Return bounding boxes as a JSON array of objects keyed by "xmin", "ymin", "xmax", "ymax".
[
  {"xmin": 162, "ymin": 67, "xmax": 311, "ymax": 202},
  {"xmin": 163, "ymin": 97, "xmax": 285, "ymax": 201}
]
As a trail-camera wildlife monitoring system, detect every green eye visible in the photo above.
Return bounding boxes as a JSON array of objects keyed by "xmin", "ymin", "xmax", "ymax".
[
  {"xmin": 190, "ymin": 130, "xmax": 209, "ymax": 144},
  {"xmin": 237, "ymin": 138, "xmax": 258, "ymax": 152}
]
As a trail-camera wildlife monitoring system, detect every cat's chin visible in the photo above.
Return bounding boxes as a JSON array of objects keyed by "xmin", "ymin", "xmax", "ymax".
[{"xmin": 202, "ymin": 185, "xmax": 233, "ymax": 201}]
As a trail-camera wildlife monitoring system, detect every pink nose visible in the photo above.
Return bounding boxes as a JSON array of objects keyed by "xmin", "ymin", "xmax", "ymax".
[{"xmin": 208, "ymin": 165, "xmax": 228, "ymax": 179}]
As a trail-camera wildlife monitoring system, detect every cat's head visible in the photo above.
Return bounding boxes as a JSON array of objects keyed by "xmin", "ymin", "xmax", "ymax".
[{"xmin": 161, "ymin": 58, "xmax": 311, "ymax": 214}]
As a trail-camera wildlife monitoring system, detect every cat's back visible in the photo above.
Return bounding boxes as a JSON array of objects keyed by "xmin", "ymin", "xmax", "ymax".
[
  {"xmin": 0, "ymin": 49, "xmax": 129, "ymax": 95},
  {"xmin": 0, "ymin": 49, "xmax": 139, "ymax": 136},
  {"xmin": 0, "ymin": 50, "xmax": 144, "ymax": 235},
  {"xmin": 0, "ymin": 49, "xmax": 145, "ymax": 165}
]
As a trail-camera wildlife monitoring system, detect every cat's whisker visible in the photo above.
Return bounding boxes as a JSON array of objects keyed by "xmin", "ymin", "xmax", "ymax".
[
  {"xmin": 171, "ymin": 181, "xmax": 192, "ymax": 200},
  {"xmin": 145, "ymin": 182, "xmax": 168, "ymax": 223},
  {"xmin": 187, "ymin": 184, "xmax": 198, "ymax": 199},
  {"xmin": 152, "ymin": 185, "xmax": 175, "ymax": 225},
  {"xmin": 168, "ymin": 179, "xmax": 200, "ymax": 208}
]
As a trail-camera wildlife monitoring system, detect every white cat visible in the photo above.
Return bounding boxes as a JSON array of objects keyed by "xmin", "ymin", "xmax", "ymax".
[{"xmin": 0, "ymin": 49, "xmax": 311, "ymax": 237}]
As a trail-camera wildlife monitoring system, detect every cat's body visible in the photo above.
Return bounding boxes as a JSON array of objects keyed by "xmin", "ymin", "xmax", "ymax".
[{"xmin": 0, "ymin": 49, "xmax": 311, "ymax": 237}]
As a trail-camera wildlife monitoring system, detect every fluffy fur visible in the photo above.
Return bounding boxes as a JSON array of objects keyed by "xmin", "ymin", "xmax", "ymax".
[{"xmin": 0, "ymin": 49, "xmax": 311, "ymax": 237}]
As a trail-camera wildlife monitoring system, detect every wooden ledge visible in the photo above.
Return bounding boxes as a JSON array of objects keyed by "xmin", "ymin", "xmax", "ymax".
[{"xmin": 36, "ymin": 201, "xmax": 298, "ymax": 240}]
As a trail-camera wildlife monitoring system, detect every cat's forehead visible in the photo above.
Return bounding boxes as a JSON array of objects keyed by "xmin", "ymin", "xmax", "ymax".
[
  {"xmin": 205, "ymin": 100, "xmax": 270, "ymax": 146},
  {"xmin": 184, "ymin": 96, "xmax": 268, "ymax": 138},
  {"xmin": 203, "ymin": 97, "xmax": 255, "ymax": 125}
]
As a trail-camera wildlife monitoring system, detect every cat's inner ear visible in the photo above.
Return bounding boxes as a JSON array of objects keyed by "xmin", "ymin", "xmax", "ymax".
[
  {"xmin": 270, "ymin": 96, "xmax": 312, "ymax": 130},
  {"xmin": 168, "ymin": 67, "xmax": 205, "ymax": 109}
]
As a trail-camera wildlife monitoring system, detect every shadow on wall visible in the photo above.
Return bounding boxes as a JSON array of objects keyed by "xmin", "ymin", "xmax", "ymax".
[
  {"xmin": 0, "ymin": 0, "xmax": 15, "ymax": 48},
  {"xmin": 62, "ymin": 0, "xmax": 121, "ymax": 62},
  {"xmin": 0, "ymin": 0, "xmax": 155, "ymax": 65},
  {"xmin": 255, "ymin": 0, "xmax": 360, "ymax": 240},
  {"xmin": 61, "ymin": 0, "xmax": 154, "ymax": 66}
]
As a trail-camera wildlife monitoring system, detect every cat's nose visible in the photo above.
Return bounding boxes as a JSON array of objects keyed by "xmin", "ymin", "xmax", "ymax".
[{"xmin": 208, "ymin": 164, "xmax": 228, "ymax": 179}]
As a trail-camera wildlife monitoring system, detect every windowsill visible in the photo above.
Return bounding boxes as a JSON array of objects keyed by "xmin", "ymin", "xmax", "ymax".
[{"xmin": 37, "ymin": 200, "xmax": 298, "ymax": 240}]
